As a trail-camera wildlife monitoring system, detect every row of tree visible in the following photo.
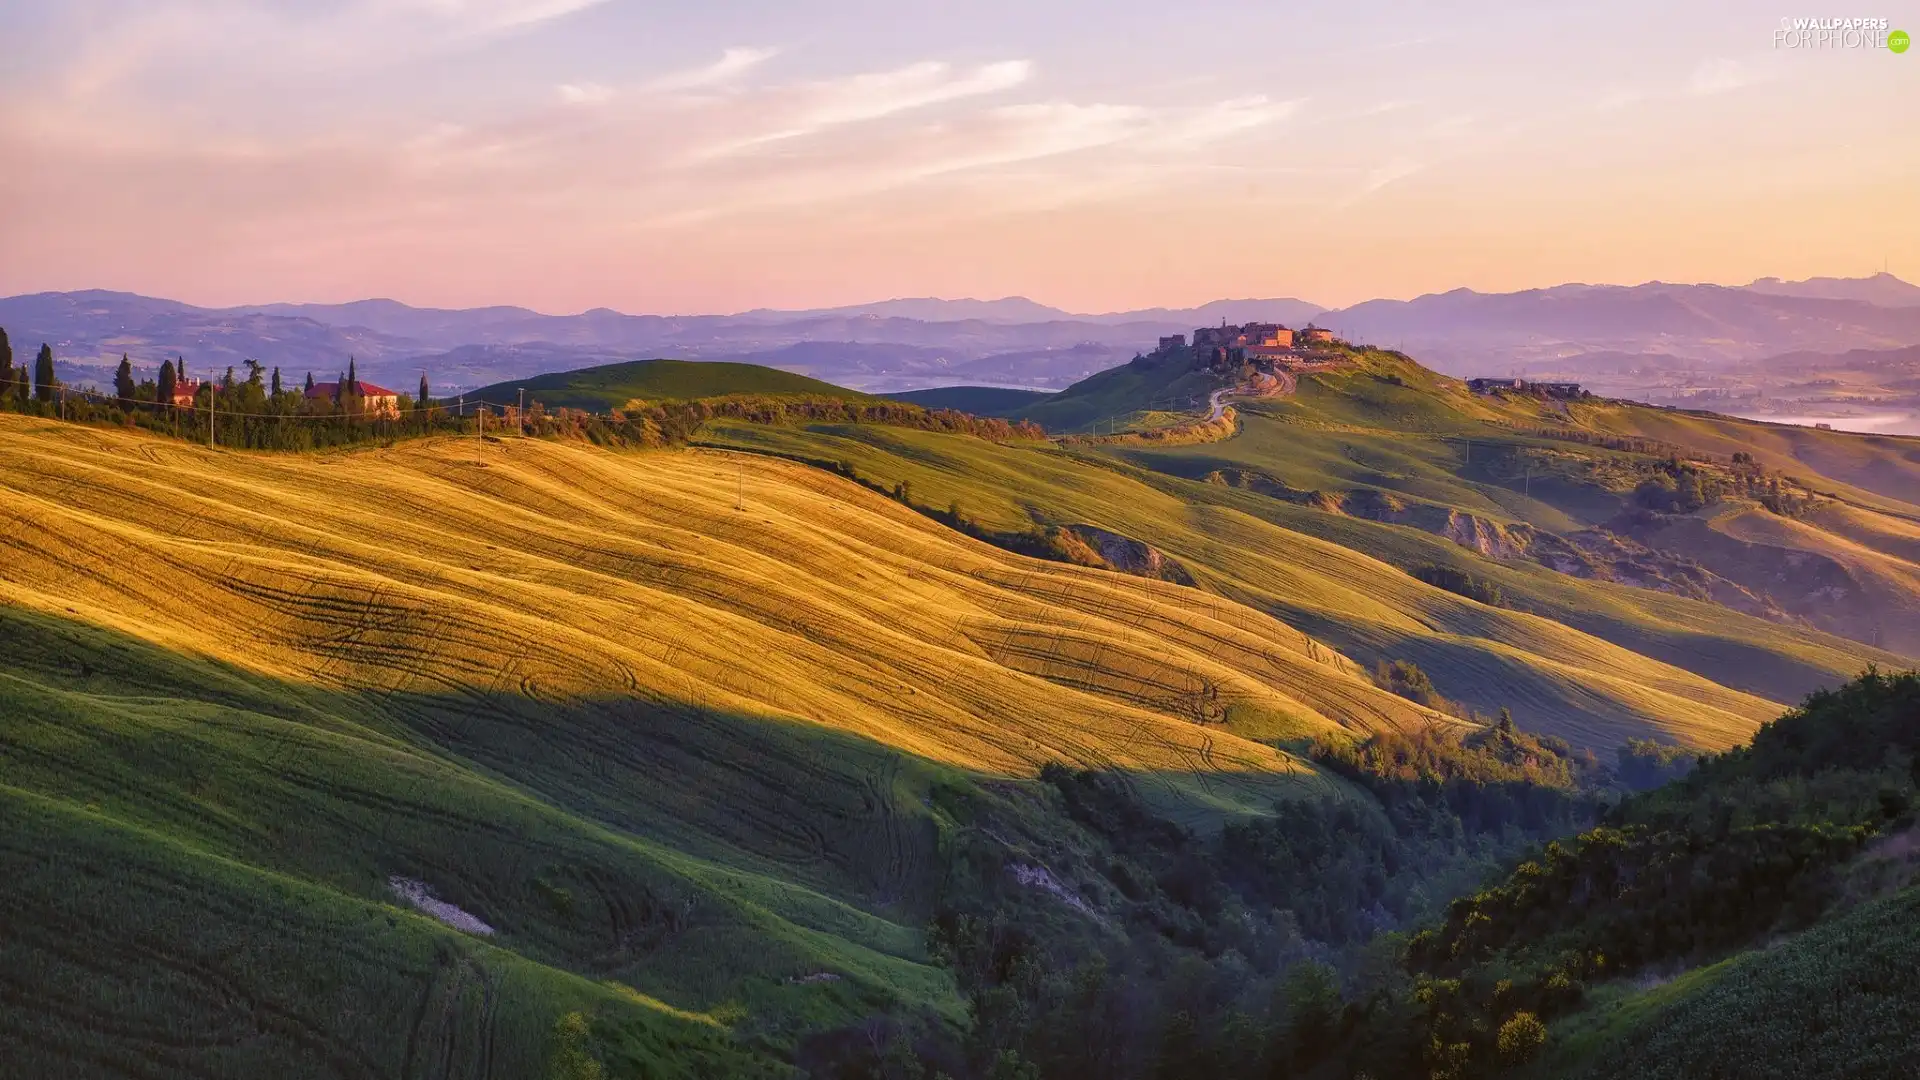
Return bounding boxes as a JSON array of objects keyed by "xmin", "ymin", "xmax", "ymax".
[
  {"xmin": 0, "ymin": 329, "xmax": 532, "ymax": 450},
  {"xmin": 0, "ymin": 328, "xmax": 59, "ymax": 407}
]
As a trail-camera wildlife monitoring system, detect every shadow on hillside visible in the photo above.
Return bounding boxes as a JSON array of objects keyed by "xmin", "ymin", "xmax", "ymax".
[{"xmin": 0, "ymin": 603, "xmax": 1313, "ymax": 969}]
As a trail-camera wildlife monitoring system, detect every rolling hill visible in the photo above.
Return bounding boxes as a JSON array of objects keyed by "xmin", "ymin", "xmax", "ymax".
[
  {"xmin": 970, "ymin": 341, "xmax": 1920, "ymax": 658},
  {"xmin": 468, "ymin": 359, "xmax": 870, "ymax": 411},
  {"xmin": 1008, "ymin": 351, "xmax": 1223, "ymax": 433}
]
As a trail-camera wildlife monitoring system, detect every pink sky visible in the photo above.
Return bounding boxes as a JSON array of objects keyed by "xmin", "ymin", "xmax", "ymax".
[{"xmin": 1, "ymin": 1, "xmax": 1915, "ymax": 313}]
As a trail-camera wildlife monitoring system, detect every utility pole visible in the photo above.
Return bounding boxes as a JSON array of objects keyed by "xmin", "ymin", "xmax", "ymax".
[{"xmin": 208, "ymin": 390, "xmax": 215, "ymax": 449}]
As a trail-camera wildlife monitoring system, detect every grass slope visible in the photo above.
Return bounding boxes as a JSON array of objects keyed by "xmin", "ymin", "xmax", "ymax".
[
  {"xmin": 471, "ymin": 359, "xmax": 868, "ymax": 412},
  {"xmin": 1013, "ymin": 354, "xmax": 1220, "ymax": 432},
  {"xmin": 1548, "ymin": 884, "xmax": 1920, "ymax": 1079},
  {"xmin": 0, "ymin": 784, "xmax": 775, "ymax": 1079}
]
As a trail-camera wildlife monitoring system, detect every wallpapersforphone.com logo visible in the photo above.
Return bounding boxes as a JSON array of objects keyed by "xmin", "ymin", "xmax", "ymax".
[{"xmin": 1772, "ymin": 16, "xmax": 1910, "ymax": 50}]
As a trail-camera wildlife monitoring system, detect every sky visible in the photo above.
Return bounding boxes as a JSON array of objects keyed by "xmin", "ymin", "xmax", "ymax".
[{"xmin": 0, "ymin": 0, "xmax": 1914, "ymax": 314}]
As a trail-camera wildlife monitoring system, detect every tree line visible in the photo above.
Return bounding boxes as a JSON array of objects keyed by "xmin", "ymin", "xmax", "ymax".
[
  {"xmin": 0, "ymin": 329, "xmax": 1046, "ymax": 452},
  {"xmin": 817, "ymin": 667, "xmax": 1920, "ymax": 1080}
]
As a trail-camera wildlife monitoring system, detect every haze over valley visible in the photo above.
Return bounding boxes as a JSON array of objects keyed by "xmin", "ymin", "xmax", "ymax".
[{"xmin": 12, "ymin": 272, "xmax": 1920, "ymax": 413}]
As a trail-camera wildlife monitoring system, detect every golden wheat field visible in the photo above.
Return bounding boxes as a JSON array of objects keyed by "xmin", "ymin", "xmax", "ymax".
[{"xmin": 0, "ymin": 416, "xmax": 1513, "ymax": 824}]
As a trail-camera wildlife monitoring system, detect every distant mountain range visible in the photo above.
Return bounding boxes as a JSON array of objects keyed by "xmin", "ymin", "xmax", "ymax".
[
  {"xmin": 1326, "ymin": 279, "xmax": 1920, "ymax": 373},
  {"xmin": 3, "ymin": 275, "xmax": 1916, "ymax": 392},
  {"xmin": 1741, "ymin": 272, "xmax": 1920, "ymax": 306},
  {"xmin": 726, "ymin": 295, "xmax": 1328, "ymax": 327}
]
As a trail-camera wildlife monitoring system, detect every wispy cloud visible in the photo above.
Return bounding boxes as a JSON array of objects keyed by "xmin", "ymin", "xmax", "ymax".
[
  {"xmin": 645, "ymin": 46, "xmax": 779, "ymax": 93},
  {"xmin": 49, "ymin": 0, "xmax": 614, "ymax": 106},
  {"xmin": 647, "ymin": 93, "xmax": 1303, "ymax": 225},
  {"xmin": 1153, "ymin": 95, "xmax": 1302, "ymax": 148},
  {"xmin": 696, "ymin": 59, "xmax": 1033, "ymax": 157},
  {"xmin": 358, "ymin": 0, "xmax": 612, "ymax": 36}
]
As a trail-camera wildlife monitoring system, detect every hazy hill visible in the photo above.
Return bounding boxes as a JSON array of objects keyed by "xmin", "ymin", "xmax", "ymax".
[
  {"xmin": 0, "ymin": 291, "xmax": 1198, "ymax": 392},
  {"xmin": 1085, "ymin": 297, "xmax": 1327, "ymax": 327},
  {"xmin": 730, "ymin": 296, "xmax": 1074, "ymax": 324},
  {"xmin": 0, "ymin": 289, "xmax": 421, "ymax": 380},
  {"xmin": 8, "ymin": 277, "xmax": 1915, "ymax": 397},
  {"xmin": 1322, "ymin": 279, "xmax": 1920, "ymax": 372},
  {"xmin": 729, "ymin": 295, "xmax": 1328, "ymax": 327},
  {"xmin": 1743, "ymin": 270, "xmax": 1920, "ymax": 306},
  {"xmin": 1752, "ymin": 341, "xmax": 1920, "ymax": 372}
]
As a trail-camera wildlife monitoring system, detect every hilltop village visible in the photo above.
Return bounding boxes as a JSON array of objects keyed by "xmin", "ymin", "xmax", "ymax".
[{"xmin": 1154, "ymin": 321, "xmax": 1343, "ymax": 376}]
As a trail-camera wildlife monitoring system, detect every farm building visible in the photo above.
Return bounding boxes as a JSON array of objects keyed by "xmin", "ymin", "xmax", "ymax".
[{"xmin": 307, "ymin": 380, "xmax": 403, "ymax": 419}]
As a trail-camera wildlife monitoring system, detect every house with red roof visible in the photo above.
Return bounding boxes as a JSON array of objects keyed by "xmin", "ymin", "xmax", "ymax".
[{"xmin": 306, "ymin": 380, "xmax": 402, "ymax": 419}]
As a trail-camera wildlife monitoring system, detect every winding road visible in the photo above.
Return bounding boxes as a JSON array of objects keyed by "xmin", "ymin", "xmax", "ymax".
[
  {"xmin": 1206, "ymin": 389, "xmax": 1230, "ymax": 422},
  {"xmin": 1207, "ymin": 368, "xmax": 1297, "ymax": 422}
]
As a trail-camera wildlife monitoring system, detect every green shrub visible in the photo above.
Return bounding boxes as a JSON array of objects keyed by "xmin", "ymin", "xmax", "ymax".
[{"xmin": 1414, "ymin": 564, "xmax": 1504, "ymax": 607}]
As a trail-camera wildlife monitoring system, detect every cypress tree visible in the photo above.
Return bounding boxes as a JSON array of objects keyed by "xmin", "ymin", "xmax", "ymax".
[
  {"xmin": 418, "ymin": 373, "xmax": 430, "ymax": 410},
  {"xmin": 34, "ymin": 344, "xmax": 56, "ymax": 403},
  {"xmin": 304, "ymin": 371, "xmax": 315, "ymax": 393},
  {"xmin": 115, "ymin": 355, "xmax": 136, "ymax": 406},
  {"xmin": 271, "ymin": 367, "xmax": 283, "ymax": 397},
  {"xmin": 158, "ymin": 360, "xmax": 177, "ymax": 410},
  {"xmin": 0, "ymin": 326, "xmax": 13, "ymax": 411}
]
